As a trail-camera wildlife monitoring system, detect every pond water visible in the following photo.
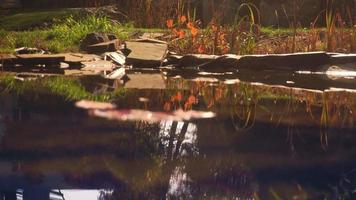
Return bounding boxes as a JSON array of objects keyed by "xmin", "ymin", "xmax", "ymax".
[{"xmin": 0, "ymin": 71, "xmax": 356, "ymax": 200}]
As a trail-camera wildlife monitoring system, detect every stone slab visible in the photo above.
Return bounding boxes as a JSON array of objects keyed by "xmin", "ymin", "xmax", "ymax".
[
  {"xmin": 59, "ymin": 53, "xmax": 101, "ymax": 63},
  {"xmin": 11, "ymin": 54, "xmax": 65, "ymax": 67},
  {"xmin": 330, "ymin": 54, "xmax": 356, "ymax": 65},
  {"xmin": 86, "ymin": 39, "xmax": 120, "ymax": 54},
  {"xmin": 237, "ymin": 52, "xmax": 331, "ymax": 71},
  {"xmin": 125, "ymin": 41, "xmax": 168, "ymax": 67}
]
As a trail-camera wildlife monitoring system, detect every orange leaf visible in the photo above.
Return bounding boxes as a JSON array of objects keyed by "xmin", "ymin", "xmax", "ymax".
[
  {"xmin": 198, "ymin": 45, "xmax": 205, "ymax": 54},
  {"xmin": 211, "ymin": 24, "xmax": 218, "ymax": 32},
  {"xmin": 187, "ymin": 22, "xmax": 194, "ymax": 29},
  {"xmin": 180, "ymin": 15, "xmax": 187, "ymax": 24},
  {"xmin": 176, "ymin": 92, "xmax": 182, "ymax": 101},
  {"xmin": 184, "ymin": 95, "xmax": 198, "ymax": 110},
  {"xmin": 178, "ymin": 30, "xmax": 185, "ymax": 38},
  {"xmin": 191, "ymin": 27, "xmax": 199, "ymax": 37},
  {"xmin": 166, "ymin": 19, "xmax": 174, "ymax": 29},
  {"xmin": 188, "ymin": 95, "xmax": 197, "ymax": 104},
  {"xmin": 222, "ymin": 47, "xmax": 230, "ymax": 54}
]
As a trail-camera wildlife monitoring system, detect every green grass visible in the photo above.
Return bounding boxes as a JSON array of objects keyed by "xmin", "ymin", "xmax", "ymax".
[
  {"xmin": 261, "ymin": 27, "xmax": 312, "ymax": 36},
  {"xmin": 0, "ymin": 15, "xmax": 131, "ymax": 53},
  {"xmin": 0, "ymin": 9, "xmax": 166, "ymax": 54}
]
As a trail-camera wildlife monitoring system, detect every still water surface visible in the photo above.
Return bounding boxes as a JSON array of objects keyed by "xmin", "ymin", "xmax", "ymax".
[{"xmin": 0, "ymin": 72, "xmax": 356, "ymax": 199}]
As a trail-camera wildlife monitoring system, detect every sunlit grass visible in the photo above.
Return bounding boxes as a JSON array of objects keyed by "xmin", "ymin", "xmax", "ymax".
[{"xmin": 0, "ymin": 14, "xmax": 131, "ymax": 53}]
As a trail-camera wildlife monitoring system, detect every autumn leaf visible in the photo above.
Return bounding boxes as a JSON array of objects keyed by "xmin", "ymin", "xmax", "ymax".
[
  {"xmin": 211, "ymin": 24, "xmax": 218, "ymax": 32},
  {"xmin": 178, "ymin": 30, "xmax": 185, "ymax": 38},
  {"xmin": 180, "ymin": 15, "xmax": 187, "ymax": 24},
  {"xmin": 176, "ymin": 92, "xmax": 182, "ymax": 101},
  {"xmin": 198, "ymin": 45, "xmax": 205, "ymax": 53},
  {"xmin": 171, "ymin": 92, "xmax": 183, "ymax": 102},
  {"xmin": 184, "ymin": 95, "xmax": 198, "ymax": 110},
  {"xmin": 222, "ymin": 47, "xmax": 230, "ymax": 54},
  {"xmin": 187, "ymin": 22, "xmax": 194, "ymax": 29},
  {"xmin": 191, "ymin": 27, "xmax": 199, "ymax": 37},
  {"xmin": 166, "ymin": 19, "xmax": 174, "ymax": 29}
]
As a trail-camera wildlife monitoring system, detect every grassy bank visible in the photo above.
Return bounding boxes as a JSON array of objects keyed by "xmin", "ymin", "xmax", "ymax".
[
  {"xmin": 0, "ymin": 11, "xmax": 130, "ymax": 53},
  {"xmin": 0, "ymin": 9, "xmax": 164, "ymax": 54},
  {"xmin": 0, "ymin": 8, "xmax": 355, "ymax": 55}
]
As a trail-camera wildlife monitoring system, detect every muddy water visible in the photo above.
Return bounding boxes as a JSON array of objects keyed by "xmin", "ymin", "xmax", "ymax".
[{"xmin": 0, "ymin": 73, "xmax": 356, "ymax": 200}]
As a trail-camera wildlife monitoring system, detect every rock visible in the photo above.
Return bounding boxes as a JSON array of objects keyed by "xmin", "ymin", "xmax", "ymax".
[
  {"xmin": 177, "ymin": 54, "xmax": 220, "ymax": 68},
  {"xmin": 80, "ymin": 33, "xmax": 120, "ymax": 54},
  {"xmin": 330, "ymin": 54, "xmax": 356, "ymax": 65},
  {"xmin": 237, "ymin": 52, "xmax": 331, "ymax": 71},
  {"xmin": 86, "ymin": 39, "xmax": 120, "ymax": 54},
  {"xmin": 15, "ymin": 47, "xmax": 45, "ymax": 54},
  {"xmin": 15, "ymin": 54, "xmax": 65, "ymax": 67},
  {"xmin": 140, "ymin": 32, "xmax": 165, "ymax": 40},
  {"xmin": 125, "ymin": 41, "xmax": 168, "ymax": 67},
  {"xmin": 198, "ymin": 55, "xmax": 240, "ymax": 72}
]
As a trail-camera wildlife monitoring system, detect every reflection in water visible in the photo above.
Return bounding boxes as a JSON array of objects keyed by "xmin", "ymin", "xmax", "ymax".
[
  {"xmin": 159, "ymin": 121, "xmax": 198, "ymax": 159},
  {"xmin": 167, "ymin": 166, "xmax": 192, "ymax": 199},
  {"xmin": 0, "ymin": 75, "xmax": 356, "ymax": 199}
]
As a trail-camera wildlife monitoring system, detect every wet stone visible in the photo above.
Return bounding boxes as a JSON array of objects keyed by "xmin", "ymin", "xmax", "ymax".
[
  {"xmin": 176, "ymin": 54, "xmax": 220, "ymax": 68},
  {"xmin": 236, "ymin": 52, "xmax": 331, "ymax": 71},
  {"xmin": 198, "ymin": 55, "xmax": 240, "ymax": 72},
  {"xmin": 330, "ymin": 54, "xmax": 356, "ymax": 65}
]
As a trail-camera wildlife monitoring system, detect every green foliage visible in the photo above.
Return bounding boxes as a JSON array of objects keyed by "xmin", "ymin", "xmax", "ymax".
[
  {"xmin": 0, "ymin": 14, "xmax": 131, "ymax": 53},
  {"xmin": 48, "ymin": 15, "xmax": 123, "ymax": 49}
]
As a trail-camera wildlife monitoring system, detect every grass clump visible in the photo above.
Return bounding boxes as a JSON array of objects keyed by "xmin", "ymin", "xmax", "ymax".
[{"xmin": 0, "ymin": 13, "xmax": 130, "ymax": 53}]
